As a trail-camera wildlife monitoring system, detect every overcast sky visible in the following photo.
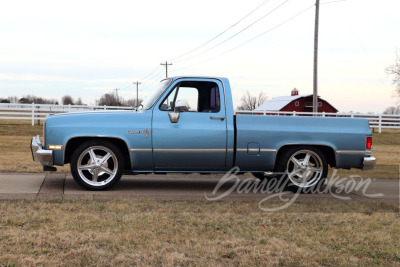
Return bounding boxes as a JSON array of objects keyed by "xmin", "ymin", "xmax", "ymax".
[{"xmin": 0, "ymin": 0, "xmax": 399, "ymax": 112}]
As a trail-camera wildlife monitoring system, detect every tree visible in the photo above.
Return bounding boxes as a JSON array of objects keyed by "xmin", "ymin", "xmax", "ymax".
[
  {"xmin": 62, "ymin": 95, "xmax": 74, "ymax": 105},
  {"xmin": 6, "ymin": 96, "xmax": 18, "ymax": 103},
  {"xmin": 383, "ymin": 106, "xmax": 399, "ymax": 115},
  {"xmin": 18, "ymin": 95, "xmax": 57, "ymax": 104},
  {"xmin": 386, "ymin": 50, "xmax": 400, "ymax": 105},
  {"xmin": 237, "ymin": 91, "xmax": 268, "ymax": 110},
  {"xmin": 126, "ymin": 98, "xmax": 143, "ymax": 107},
  {"xmin": 97, "ymin": 93, "xmax": 119, "ymax": 106},
  {"xmin": 75, "ymin": 97, "xmax": 84, "ymax": 105}
]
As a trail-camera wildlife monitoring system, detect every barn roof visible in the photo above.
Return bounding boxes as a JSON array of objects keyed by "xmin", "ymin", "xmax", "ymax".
[{"xmin": 255, "ymin": 94, "xmax": 313, "ymax": 111}]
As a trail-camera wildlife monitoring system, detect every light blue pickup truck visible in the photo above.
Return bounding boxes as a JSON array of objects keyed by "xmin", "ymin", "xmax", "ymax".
[{"xmin": 31, "ymin": 76, "xmax": 376, "ymax": 190}]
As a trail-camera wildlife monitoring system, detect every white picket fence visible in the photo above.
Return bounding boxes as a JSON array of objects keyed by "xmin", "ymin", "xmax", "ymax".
[
  {"xmin": 0, "ymin": 103, "xmax": 399, "ymax": 133},
  {"xmin": 0, "ymin": 103, "xmax": 134, "ymax": 126},
  {"xmin": 236, "ymin": 110, "xmax": 400, "ymax": 133}
]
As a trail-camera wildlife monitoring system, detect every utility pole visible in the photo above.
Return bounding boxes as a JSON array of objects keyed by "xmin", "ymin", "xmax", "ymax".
[
  {"xmin": 114, "ymin": 88, "xmax": 119, "ymax": 106},
  {"xmin": 134, "ymin": 81, "xmax": 141, "ymax": 107},
  {"xmin": 313, "ymin": 0, "xmax": 320, "ymax": 114},
  {"xmin": 160, "ymin": 61, "xmax": 173, "ymax": 78}
]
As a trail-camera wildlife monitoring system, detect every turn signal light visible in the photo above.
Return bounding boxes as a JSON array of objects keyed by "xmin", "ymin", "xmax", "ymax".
[
  {"xmin": 366, "ymin": 137, "xmax": 372, "ymax": 150},
  {"xmin": 48, "ymin": 145, "xmax": 63, "ymax": 150}
]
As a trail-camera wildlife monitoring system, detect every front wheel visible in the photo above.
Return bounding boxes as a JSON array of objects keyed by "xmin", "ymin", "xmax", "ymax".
[
  {"xmin": 70, "ymin": 140, "xmax": 124, "ymax": 190},
  {"xmin": 275, "ymin": 146, "xmax": 328, "ymax": 192}
]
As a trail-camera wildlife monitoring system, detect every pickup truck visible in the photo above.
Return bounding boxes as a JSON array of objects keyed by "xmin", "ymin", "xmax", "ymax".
[{"xmin": 31, "ymin": 76, "xmax": 376, "ymax": 190}]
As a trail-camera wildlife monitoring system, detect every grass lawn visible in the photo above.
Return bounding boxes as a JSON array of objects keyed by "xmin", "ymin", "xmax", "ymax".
[
  {"xmin": 0, "ymin": 120, "xmax": 399, "ymax": 266},
  {"xmin": 0, "ymin": 200, "xmax": 399, "ymax": 266}
]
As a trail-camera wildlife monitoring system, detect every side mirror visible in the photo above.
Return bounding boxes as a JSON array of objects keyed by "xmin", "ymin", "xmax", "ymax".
[
  {"xmin": 168, "ymin": 112, "xmax": 180, "ymax": 123},
  {"xmin": 175, "ymin": 99, "xmax": 189, "ymax": 112}
]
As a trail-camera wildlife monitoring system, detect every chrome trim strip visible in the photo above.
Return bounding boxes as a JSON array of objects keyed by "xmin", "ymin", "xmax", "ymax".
[
  {"xmin": 336, "ymin": 150, "xmax": 371, "ymax": 155},
  {"xmin": 237, "ymin": 148, "xmax": 277, "ymax": 153},
  {"xmin": 260, "ymin": 149, "xmax": 277, "ymax": 153},
  {"xmin": 153, "ymin": 149, "xmax": 226, "ymax": 153},
  {"xmin": 130, "ymin": 148, "xmax": 152, "ymax": 152}
]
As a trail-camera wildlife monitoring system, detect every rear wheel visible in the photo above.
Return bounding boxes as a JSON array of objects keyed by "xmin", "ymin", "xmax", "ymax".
[
  {"xmin": 275, "ymin": 146, "xmax": 328, "ymax": 192},
  {"xmin": 70, "ymin": 140, "xmax": 124, "ymax": 190}
]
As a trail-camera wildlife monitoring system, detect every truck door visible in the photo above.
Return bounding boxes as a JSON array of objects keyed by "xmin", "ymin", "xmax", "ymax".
[{"xmin": 152, "ymin": 79, "xmax": 227, "ymax": 171}]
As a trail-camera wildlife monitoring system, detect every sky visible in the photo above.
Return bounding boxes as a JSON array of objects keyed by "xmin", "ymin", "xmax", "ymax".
[{"xmin": 0, "ymin": 0, "xmax": 399, "ymax": 112}]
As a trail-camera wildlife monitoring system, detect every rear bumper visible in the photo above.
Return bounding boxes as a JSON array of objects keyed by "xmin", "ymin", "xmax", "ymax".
[
  {"xmin": 362, "ymin": 156, "xmax": 376, "ymax": 171},
  {"xmin": 31, "ymin": 135, "xmax": 53, "ymax": 166}
]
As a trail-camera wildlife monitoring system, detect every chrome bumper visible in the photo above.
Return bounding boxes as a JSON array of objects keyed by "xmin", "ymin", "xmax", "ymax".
[
  {"xmin": 31, "ymin": 135, "xmax": 53, "ymax": 166},
  {"xmin": 362, "ymin": 156, "xmax": 376, "ymax": 171}
]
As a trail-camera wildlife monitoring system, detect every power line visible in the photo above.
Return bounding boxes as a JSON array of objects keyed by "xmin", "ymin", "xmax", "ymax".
[
  {"xmin": 313, "ymin": 0, "xmax": 320, "ymax": 113},
  {"xmin": 134, "ymin": 81, "xmax": 141, "ymax": 107},
  {"xmin": 169, "ymin": 0, "xmax": 272, "ymax": 62},
  {"xmin": 114, "ymin": 88, "xmax": 119, "ymax": 106},
  {"xmin": 174, "ymin": 4, "xmax": 314, "ymax": 72},
  {"xmin": 160, "ymin": 61, "xmax": 173, "ymax": 78},
  {"xmin": 141, "ymin": 66, "xmax": 162, "ymax": 80},
  {"xmin": 174, "ymin": 0, "xmax": 289, "ymax": 64}
]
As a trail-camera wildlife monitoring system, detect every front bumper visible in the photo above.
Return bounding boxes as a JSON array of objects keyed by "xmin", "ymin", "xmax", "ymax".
[
  {"xmin": 362, "ymin": 156, "xmax": 376, "ymax": 171},
  {"xmin": 31, "ymin": 135, "xmax": 53, "ymax": 166}
]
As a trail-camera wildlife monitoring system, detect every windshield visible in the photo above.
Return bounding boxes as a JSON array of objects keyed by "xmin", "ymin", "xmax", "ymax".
[{"xmin": 140, "ymin": 78, "xmax": 172, "ymax": 110}]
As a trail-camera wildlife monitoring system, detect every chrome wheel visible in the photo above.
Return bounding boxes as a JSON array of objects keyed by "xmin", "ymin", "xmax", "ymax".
[
  {"xmin": 286, "ymin": 149, "xmax": 323, "ymax": 188},
  {"xmin": 77, "ymin": 146, "xmax": 118, "ymax": 187}
]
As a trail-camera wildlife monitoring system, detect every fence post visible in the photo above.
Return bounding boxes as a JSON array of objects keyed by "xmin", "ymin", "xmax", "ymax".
[
  {"xmin": 68, "ymin": 104, "xmax": 71, "ymax": 112},
  {"xmin": 379, "ymin": 115, "xmax": 382, "ymax": 134},
  {"xmin": 293, "ymin": 111, "xmax": 296, "ymax": 116},
  {"xmin": 322, "ymin": 112, "xmax": 325, "ymax": 117},
  {"xmin": 31, "ymin": 103, "xmax": 35, "ymax": 126}
]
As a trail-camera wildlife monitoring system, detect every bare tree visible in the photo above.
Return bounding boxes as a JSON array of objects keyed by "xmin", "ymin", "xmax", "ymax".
[
  {"xmin": 126, "ymin": 98, "xmax": 143, "ymax": 107},
  {"xmin": 6, "ymin": 96, "xmax": 19, "ymax": 103},
  {"xmin": 98, "ymin": 93, "xmax": 119, "ymax": 106},
  {"xmin": 237, "ymin": 91, "xmax": 268, "ymax": 110},
  {"xmin": 62, "ymin": 95, "xmax": 74, "ymax": 105},
  {"xmin": 383, "ymin": 106, "xmax": 399, "ymax": 115},
  {"xmin": 386, "ymin": 50, "xmax": 400, "ymax": 105},
  {"xmin": 19, "ymin": 95, "xmax": 58, "ymax": 104},
  {"xmin": 75, "ymin": 97, "xmax": 84, "ymax": 105}
]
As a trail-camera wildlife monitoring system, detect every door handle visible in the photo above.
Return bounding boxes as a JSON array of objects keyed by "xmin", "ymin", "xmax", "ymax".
[{"xmin": 210, "ymin": 116, "xmax": 225, "ymax": 121}]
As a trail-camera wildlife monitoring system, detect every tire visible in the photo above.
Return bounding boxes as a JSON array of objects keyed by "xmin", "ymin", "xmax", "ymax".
[
  {"xmin": 274, "ymin": 146, "xmax": 328, "ymax": 193},
  {"xmin": 70, "ymin": 140, "xmax": 124, "ymax": 190}
]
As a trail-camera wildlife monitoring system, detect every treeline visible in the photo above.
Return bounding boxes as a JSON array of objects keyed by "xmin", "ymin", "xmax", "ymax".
[
  {"xmin": 0, "ymin": 92, "xmax": 143, "ymax": 107},
  {"xmin": 0, "ymin": 95, "xmax": 59, "ymax": 104}
]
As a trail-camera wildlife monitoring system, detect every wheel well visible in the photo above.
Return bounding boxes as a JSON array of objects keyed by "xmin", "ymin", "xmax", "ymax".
[
  {"xmin": 64, "ymin": 137, "xmax": 132, "ymax": 170},
  {"xmin": 275, "ymin": 145, "xmax": 336, "ymax": 168}
]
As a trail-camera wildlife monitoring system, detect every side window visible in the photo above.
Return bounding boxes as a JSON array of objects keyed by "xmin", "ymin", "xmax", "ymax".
[
  {"xmin": 175, "ymin": 87, "xmax": 199, "ymax": 112},
  {"xmin": 159, "ymin": 81, "xmax": 220, "ymax": 113}
]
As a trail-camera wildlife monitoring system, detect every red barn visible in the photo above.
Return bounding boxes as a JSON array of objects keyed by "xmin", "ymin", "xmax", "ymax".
[{"xmin": 255, "ymin": 88, "xmax": 338, "ymax": 113}]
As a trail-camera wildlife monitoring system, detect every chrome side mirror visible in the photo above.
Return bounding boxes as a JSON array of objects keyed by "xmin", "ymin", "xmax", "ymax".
[
  {"xmin": 168, "ymin": 112, "xmax": 180, "ymax": 123},
  {"xmin": 175, "ymin": 99, "xmax": 189, "ymax": 112}
]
